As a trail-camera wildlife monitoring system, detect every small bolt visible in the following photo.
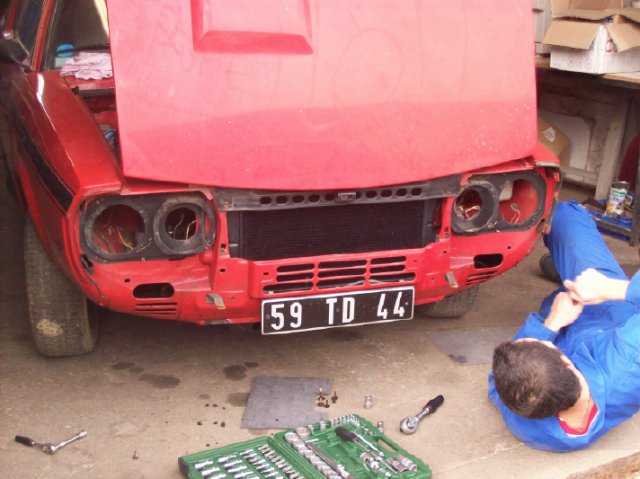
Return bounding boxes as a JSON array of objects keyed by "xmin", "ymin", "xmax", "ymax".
[
  {"xmin": 324, "ymin": 399, "xmax": 330, "ymax": 408},
  {"xmin": 317, "ymin": 388, "xmax": 325, "ymax": 400},
  {"xmin": 364, "ymin": 394, "xmax": 373, "ymax": 409},
  {"xmin": 331, "ymin": 391, "xmax": 338, "ymax": 403}
]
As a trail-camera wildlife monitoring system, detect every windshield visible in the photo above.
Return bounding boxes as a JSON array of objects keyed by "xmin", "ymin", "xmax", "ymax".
[{"xmin": 43, "ymin": 0, "xmax": 109, "ymax": 71}]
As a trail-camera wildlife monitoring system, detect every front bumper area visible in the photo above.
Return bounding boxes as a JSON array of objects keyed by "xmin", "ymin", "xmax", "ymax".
[
  {"xmin": 74, "ymin": 162, "xmax": 558, "ymax": 325},
  {"xmin": 84, "ymin": 224, "xmax": 542, "ymax": 325}
]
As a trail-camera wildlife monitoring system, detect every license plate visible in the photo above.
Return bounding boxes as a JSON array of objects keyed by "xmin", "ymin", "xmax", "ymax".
[{"xmin": 261, "ymin": 286, "xmax": 414, "ymax": 334}]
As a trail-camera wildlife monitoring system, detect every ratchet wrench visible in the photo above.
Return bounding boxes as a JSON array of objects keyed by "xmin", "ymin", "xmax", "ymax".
[{"xmin": 15, "ymin": 430, "xmax": 87, "ymax": 455}]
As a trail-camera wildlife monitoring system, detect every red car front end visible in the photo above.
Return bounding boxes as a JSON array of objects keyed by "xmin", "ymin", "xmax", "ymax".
[{"xmin": 0, "ymin": 0, "xmax": 559, "ymax": 355}]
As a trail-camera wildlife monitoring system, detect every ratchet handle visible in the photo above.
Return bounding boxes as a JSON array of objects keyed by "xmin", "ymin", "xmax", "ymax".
[
  {"xmin": 15, "ymin": 435, "xmax": 37, "ymax": 447},
  {"xmin": 425, "ymin": 395, "xmax": 444, "ymax": 414},
  {"xmin": 335, "ymin": 426, "xmax": 357, "ymax": 443}
]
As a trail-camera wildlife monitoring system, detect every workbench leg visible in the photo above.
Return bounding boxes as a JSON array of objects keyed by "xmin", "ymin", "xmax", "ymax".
[
  {"xmin": 631, "ymin": 152, "xmax": 640, "ymax": 247},
  {"xmin": 595, "ymin": 94, "xmax": 630, "ymax": 200}
]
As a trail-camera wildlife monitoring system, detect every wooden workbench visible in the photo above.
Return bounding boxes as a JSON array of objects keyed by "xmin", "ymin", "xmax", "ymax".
[{"xmin": 535, "ymin": 57, "xmax": 640, "ymax": 246}]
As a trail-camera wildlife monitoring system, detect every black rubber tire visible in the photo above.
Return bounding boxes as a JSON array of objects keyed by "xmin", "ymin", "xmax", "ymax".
[
  {"xmin": 24, "ymin": 218, "xmax": 98, "ymax": 357},
  {"xmin": 417, "ymin": 286, "xmax": 479, "ymax": 318}
]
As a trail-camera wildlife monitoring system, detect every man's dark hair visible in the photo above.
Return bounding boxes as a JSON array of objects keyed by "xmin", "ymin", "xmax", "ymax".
[{"xmin": 492, "ymin": 340, "xmax": 581, "ymax": 419}]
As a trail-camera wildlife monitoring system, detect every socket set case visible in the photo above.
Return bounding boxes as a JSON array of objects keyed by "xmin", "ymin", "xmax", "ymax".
[{"xmin": 179, "ymin": 414, "xmax": 431, "ymax": 479}]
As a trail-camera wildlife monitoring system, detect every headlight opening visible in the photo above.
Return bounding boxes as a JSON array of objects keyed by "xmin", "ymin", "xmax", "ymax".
[
  {"xmin": 81, "ymin": 193, "xmax": 215, "ymax": 262},
  {"xmin": 451, "ymin": 171, "xmax": 546, "ymax": 235}
]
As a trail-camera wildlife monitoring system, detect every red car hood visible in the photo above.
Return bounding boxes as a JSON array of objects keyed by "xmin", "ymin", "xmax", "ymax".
[{"xmin": 107, "ymin": 0, "xmax": 536, "ymax": 190}]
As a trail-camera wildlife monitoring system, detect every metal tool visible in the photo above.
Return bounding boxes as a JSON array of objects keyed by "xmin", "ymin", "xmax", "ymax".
[
  {"xmin": 400, "ymin": 394, "xmax": 444, "ymax": 435},
  {"xmin": 396, "ymin": 454, "xmax": 418, "ymax": 471},
  {"xmin": 15, "ymin": 430, "xmax": 87, "ymax": 455},
  {"xmin": 304, "ymin": 440, "xmax": 355, "ymax": 479},
  {"xmin": 360, "ymin": 452, "xmax": 392, "ymax": 478},
  {"xmin": 334, "ymin": 425, "xmax": 394, "ymax": 475},
  {"xmin": 335, "ymin": 426, "xmax": 384, "ymax": 458},
  {"xmin": 194, "ymin": 459, "xmax": 215, "ymax": 470}
]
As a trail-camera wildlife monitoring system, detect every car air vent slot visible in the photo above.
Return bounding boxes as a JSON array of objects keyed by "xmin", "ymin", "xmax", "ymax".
[
  {"xmin": 277, "ymin": 263, "xmax": 314, "ymax": 273},
  {"xmin": 371, "ymin": 256, "xmax": 406, "ymax": 265},
  {"xmin": 264, "ymin": 282, "xmax": 314, "ymax": 294},
  {"xmin": 276, "ymin": 272, "xmax": 314, "ymax": 282},
  {"xmin": 134, "ymin": 302, "xmax": 178, "ymax": 316},
  {"xmin": 371, "ymin": 265, "xmax": 405, "ymax": 274},
  {"xmin": 318, "ymin": 268, "xmax": 366, "ymax": 278},
  {"xmin": 319, "ymin": 260, "xmax": 367, "ymax": 269},
  {"xmin": 466, "ymin": 271, "xmax": 497, "ymax": 285},
  {"xmin": 318, "ymin": 278, "xmax": 367, "ymax": 289},
  {"xmin": 370, "ymin": 273, "xmax": 416, "ymax": 284}
]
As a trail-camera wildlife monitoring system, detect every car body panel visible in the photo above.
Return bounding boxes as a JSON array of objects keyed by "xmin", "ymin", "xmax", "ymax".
[{"xmin": 107, "ymin": 0, "xmax": 537, "ymax": 189}]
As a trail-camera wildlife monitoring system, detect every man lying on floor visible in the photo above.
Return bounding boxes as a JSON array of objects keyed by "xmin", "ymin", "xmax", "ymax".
[{"xmin": 488, "ymin": 201, "xmax": 640, "ymax": 452}]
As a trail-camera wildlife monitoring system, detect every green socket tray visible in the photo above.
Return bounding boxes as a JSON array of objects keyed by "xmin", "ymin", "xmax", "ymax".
[{"xmin": 179, "ymin": 414, "xmax": 431, "ymax": 479}]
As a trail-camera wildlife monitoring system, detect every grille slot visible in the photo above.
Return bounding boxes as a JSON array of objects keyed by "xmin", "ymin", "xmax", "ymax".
[
  {"xmin": 276, "ymin": 272, "xmax": 314, "ymax": 282},
  {"xmin": 318, "ymin": 268, "xmax": 366, "ymax": 278},
  {"xmin": 318, "ymin": 278, "xmax": 366, "ymax": 289},
  {"xmin": 370, "ymin": 273, "xmax": 416, "ymax": 284},
  {"xmin": 135, "ymin": 302, "xmax": 178, "ymax": 316},
  {"xmin": 466, "ymin": 271, "xmax": 497, "ymax": 285},
  {"xmin": 229, "ymin": 200, "xmax": 438, "ymax": 261},
  {"xmin": 264, "ymin": 282, "xmax": 314, "ymax": 294},
  {"xmin": 277, "ymin": 263, "xmax": 314, "ymax": 272}
]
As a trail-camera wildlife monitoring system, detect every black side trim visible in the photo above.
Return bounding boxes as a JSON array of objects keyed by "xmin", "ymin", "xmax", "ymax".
[{"xmin": 8, "ymin": 100, "xmax": 73, "ymax": 210}]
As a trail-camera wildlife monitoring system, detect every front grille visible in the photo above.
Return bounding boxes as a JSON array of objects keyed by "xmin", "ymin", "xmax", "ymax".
[
  {"xmin": 264, "ymin": 256, "xmax": 415, "ymax": 294},
  {"xmin": 228, "ymin": 200, "xmax": 439, "ymax": 261}
]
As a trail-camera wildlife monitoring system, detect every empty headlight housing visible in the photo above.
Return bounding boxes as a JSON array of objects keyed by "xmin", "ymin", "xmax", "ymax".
[
  {"xmin": 451, "ymin": 171, "xmax": 546, "ymax": 235},
  {"xmin": 81, "ymin": 193, "xmax": 215, "ymax": 262}
]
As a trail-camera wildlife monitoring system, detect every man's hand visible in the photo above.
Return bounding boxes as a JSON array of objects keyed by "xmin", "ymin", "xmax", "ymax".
[
  {"xmin": 544, "ymin": 292, "xmax": 584, "ymax": 332},
  {"xmin": 563, "ymin": 268, "xmax": 628, "ymax": 305}
]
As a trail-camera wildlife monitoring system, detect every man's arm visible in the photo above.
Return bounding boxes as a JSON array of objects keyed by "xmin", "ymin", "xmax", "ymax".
[
  {"xmin": 512, "ymin": 292, "xmax": 583, "ymax": 342},
  {"xmin": 564, "ymin": 268, "xmax": 629, "ymax": 305}
]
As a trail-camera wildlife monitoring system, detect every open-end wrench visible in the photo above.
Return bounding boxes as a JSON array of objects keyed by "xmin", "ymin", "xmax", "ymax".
[{"xmin": 15, "ymin": 430, "xmax": 87, "ymax": 455}]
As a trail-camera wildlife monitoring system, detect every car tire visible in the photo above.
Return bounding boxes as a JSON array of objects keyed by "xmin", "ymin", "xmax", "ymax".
[
  {"xmin": 417, "ymin": 286, "xmax": 479, "ymax": 318},
  {"xmin": 24, "ymin": 218, "xmax": 98, "ymax": 357}
]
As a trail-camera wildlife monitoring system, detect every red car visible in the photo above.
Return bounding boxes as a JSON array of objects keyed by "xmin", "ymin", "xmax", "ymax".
[{"xmin": 0, "ymin": 0, "xmax": 559, "ymax": 356}]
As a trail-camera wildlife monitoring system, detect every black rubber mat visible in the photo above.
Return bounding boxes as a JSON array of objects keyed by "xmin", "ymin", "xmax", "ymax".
[{"xmin": 241, "ymin": 376, "xmax": 331, "ymax": 430}]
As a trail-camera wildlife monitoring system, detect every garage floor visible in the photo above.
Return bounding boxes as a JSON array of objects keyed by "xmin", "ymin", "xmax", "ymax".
[{"xmin": 2, "ymin": 176, "xmax": 640, "ymax": 479}]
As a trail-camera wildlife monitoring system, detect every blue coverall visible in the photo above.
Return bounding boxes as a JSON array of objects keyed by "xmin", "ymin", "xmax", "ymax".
[{"xmin": 488, "ymin": 201, "xmax": 640, "ymax": 452}]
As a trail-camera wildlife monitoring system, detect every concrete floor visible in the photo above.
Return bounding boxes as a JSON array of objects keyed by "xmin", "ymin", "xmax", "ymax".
[{"xmin": 2, "ymin": 178, "xmax": 640, "ymax": 479}]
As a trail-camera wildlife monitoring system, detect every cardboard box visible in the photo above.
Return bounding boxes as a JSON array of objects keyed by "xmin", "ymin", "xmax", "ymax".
[
  {"xmin": 538, "ymin": 115, "xmax": 572, "ymax": 168},
  {"xmin": 543, "ymin": 0, "xmax": 640, "ymax": 73}
]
